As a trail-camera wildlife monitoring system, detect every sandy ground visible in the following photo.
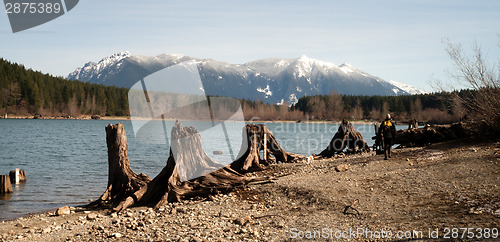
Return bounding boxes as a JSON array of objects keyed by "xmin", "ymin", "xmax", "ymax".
[{"xmin": 1, "ymin": 140, "xmax": 499, "ymax": 241}]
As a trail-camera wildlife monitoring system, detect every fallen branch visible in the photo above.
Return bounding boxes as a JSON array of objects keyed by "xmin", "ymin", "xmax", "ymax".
[{"xmin": 343, "ymin": 199, "xmax": 360, "ymax": 216}]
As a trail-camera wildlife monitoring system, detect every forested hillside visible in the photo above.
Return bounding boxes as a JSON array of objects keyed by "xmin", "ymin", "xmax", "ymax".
[{"xmin": 0, "ymin": 58, "xmax": 129, "ymax": 117}]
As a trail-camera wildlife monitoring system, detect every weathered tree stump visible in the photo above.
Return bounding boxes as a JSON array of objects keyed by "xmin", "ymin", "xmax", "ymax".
[
  {"xmin": 230, "ymin": 124, "xmax": 305, "ymax": 172},
  {"xmin": 113, "ymin": 121, "xmax": 264, "ymax": 212},
  {"xmin": 1, "ymin": 175, "xmax": 13, "ymax": 194},
  {"xmin": 9, "ymin": 168, "xmax": 26, "ymax": 184},
  {"xmin": 317, "ymin": 120, "xmax": 370, "ymax": 158},
  {"xmin": 88, "ymin": 124, "xmax": 151, "ymax": 207}
]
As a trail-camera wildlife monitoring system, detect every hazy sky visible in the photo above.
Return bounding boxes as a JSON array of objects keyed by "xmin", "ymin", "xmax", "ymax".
[{"xmin": 1, "ymin": 0, "xmax": 499, "ymax": 91}]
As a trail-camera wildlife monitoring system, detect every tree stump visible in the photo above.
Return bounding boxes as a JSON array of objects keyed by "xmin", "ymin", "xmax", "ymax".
[
  {"xmin": 113, "ymin": 121, "xmax": 263, "ymax": 212},
  {"xmin": 1, "ymin": 175, "xmax": 13, "ymax": 194},
  {"xmin": 88, "ymin": 124, "xmax": 151, "ymax": 207},
  {"xmin": 317, "ymin": 120, "xmax": 370, "ymax": 158},
  {"xmin": 230, "ymin": 124, "xmax": 305, "ymax": 172},
  {"xmin": 9, "ymin": 168, "xmax": 26, "ymax": 184}
]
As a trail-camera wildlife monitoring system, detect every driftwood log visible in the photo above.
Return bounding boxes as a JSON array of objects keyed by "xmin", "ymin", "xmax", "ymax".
[
  {"xmin": 1, "ymin": 175, "xmax": 13, "ymax": 194},
  {"xmin": 93, "ymin": 121, "xmax": 283, "ymax": 212},
  {"xmin": 317, "ymin": 120, "xmax": 370, "ymax": 158},
  {"xmin": 394, "ymin": 121, "xmax": 479, "ymax": 147},
  {"xmin": 231, "ymin": 124, "xmax": 305, "ymax": 172}
]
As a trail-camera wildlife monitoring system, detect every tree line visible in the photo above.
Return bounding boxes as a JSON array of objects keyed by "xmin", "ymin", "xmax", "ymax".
[
  {"xmin": 241, "ymin": 90, "xmax": 473, "ymax": 124},
  {"xmin": 0, "ymin": 57, "xmax": 477, "ymax": 124},
  {"xmin": 0, "ymin": 58, "xmax": 129, "ymax": 117}
]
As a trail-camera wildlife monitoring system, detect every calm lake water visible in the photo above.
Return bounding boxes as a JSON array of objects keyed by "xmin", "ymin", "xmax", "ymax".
[{"xmin": 0, "ymin": 119, "xmax": 404, "ymax": 221}]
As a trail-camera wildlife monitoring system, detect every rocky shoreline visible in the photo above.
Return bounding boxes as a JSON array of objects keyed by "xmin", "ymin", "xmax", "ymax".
[{"xmin": 1, "ymin": 140, "xmax": 499, "ymax": 241}]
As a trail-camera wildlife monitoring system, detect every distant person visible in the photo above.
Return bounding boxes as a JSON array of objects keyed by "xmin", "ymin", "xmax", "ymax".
[{"xmin": 378, "ymin": 114, "xmax": 396, "ymax": 160}]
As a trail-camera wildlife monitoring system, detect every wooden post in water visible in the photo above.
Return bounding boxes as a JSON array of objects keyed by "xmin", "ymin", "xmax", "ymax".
[
  {"xmin": 1, "ymin": 175, "xmax": 13, "ymax": 194},
  {"xmin": 9, "ymin": 168, "xmax": 26, "ymax": 184}
]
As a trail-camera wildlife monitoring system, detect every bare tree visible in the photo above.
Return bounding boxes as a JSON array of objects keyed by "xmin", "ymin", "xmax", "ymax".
[
  {"xmin": 309, "ymin": 96, "xmax": 326, "ymax": 119},
  {"xmin": 68, "ymin": 94, "xmax": 81, "ymax": 118},
  {"xmin": 369, "ymin": 107, "xmax": 380, "ymax": 121},
  {"xmin": 410, "ymin": 97, "xmax": 423, "ymax": 120},
  {"xmin": 451, "ymin": 95, "xmax": 465, "ymax": 120},
  {"xmin": 380, "ymin": 101, "xmax": 389, "ymax": 120},
  {"xmin": 352, "ymin": 98, "xmax": 363, "ymax": 120},
  {"xmin": 327, "ymin": 90, "xmax": 343, "ymax": 120},
  {"xmin": 443, "ymin": 39, "xmax": 500, "ymax": 128}
]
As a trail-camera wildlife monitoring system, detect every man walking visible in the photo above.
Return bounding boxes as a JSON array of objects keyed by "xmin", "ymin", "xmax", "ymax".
[{"xmin": 378, "ymin": 114, "xmax": 396, "ymax": 160}]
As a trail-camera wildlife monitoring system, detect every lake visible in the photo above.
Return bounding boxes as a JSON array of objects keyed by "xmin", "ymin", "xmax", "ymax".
[{"xmin": 0, "ymin": 119, "xmax": 403, "ymax": 221}]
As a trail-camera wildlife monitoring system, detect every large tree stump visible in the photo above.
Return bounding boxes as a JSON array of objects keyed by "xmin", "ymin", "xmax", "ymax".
[
  {"xmin": 113, "ymin": 121, "xmax": 262, "ymax": 212},
  {"xmin": 230, "ymin": 124, "xmax": 305, "ymax": 172},
  {"xmin": 88, "ymin": 124, "xmax": 151, "ymax": 207},
  {"xmin": 9, "ymin": 168, "xmax": 26, "ymax": 184},
  {"xmin": 317, "ymin": 120, "xmax": 370, "ymax": 158},
  {"xmin": 1, "ymin": 175, "xmax": 13, "ymax": 194}
]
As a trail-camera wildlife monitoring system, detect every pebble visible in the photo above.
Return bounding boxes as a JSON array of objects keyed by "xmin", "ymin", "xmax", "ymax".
[
  {"xmin": 56, "ymin": 206, "xmax": 71, "ymax": 216},
  {"xmin": 86, "ymin": 213, "xmax": 98, "ymax": 220},
  {"xmin": 468, "ymin": 207, "xmax": 482, "ymax": 214},
  {"xmin": 335, "ymin": 164, "xmax": 351, "ymax": 172},
  {"xmin": 494, "ymin": 209, "xmax": 500, "ymax": 218}
]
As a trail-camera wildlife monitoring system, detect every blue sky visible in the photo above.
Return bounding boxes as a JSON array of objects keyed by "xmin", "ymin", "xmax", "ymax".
[{"xmin": 1, "ymin": 0, "xmax": 499, "ymax": 92}]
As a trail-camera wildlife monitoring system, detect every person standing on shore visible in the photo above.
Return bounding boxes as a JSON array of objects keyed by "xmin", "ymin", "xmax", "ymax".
[{"xmin": 378, "ymin": 114, "xmax": 396, "ymax": 160}]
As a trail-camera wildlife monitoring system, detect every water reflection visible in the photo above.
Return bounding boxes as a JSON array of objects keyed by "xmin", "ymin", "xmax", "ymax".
[{"xmin": 0, "ymin": 193, "xmax": 12, "ymax": 201}]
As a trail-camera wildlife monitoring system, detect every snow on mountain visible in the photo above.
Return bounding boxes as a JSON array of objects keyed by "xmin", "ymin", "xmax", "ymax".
[
  {"xmin": 257, "ymin": 84, "xmax": 272, "ymax": 98},
  {"xmin": 339, "ymin": 63, "xmax": 356, "ymax": 74},
  {"xmin": 68, "ymin": 52, "xmax": 427, "ymax": 105},
  {"xmin": 388, "ymin": 80, "xmax": 428, "ymax": 95}
]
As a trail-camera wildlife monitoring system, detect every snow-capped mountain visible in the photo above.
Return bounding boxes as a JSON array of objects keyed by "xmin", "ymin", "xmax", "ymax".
[{"xmin": 68, "ymin": 52, "xmax": 427, "ymax": 105}]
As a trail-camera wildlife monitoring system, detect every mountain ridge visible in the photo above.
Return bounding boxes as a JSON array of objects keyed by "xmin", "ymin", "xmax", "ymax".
[{"xmin": 68, "ymin": 52, "xmax": 428, "ymax": 105}]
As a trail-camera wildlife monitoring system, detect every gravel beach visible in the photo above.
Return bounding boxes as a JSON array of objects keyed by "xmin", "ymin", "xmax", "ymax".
[{"xmin": 1, "ymin": 140, "xmax": 499, "ymax": 241}]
